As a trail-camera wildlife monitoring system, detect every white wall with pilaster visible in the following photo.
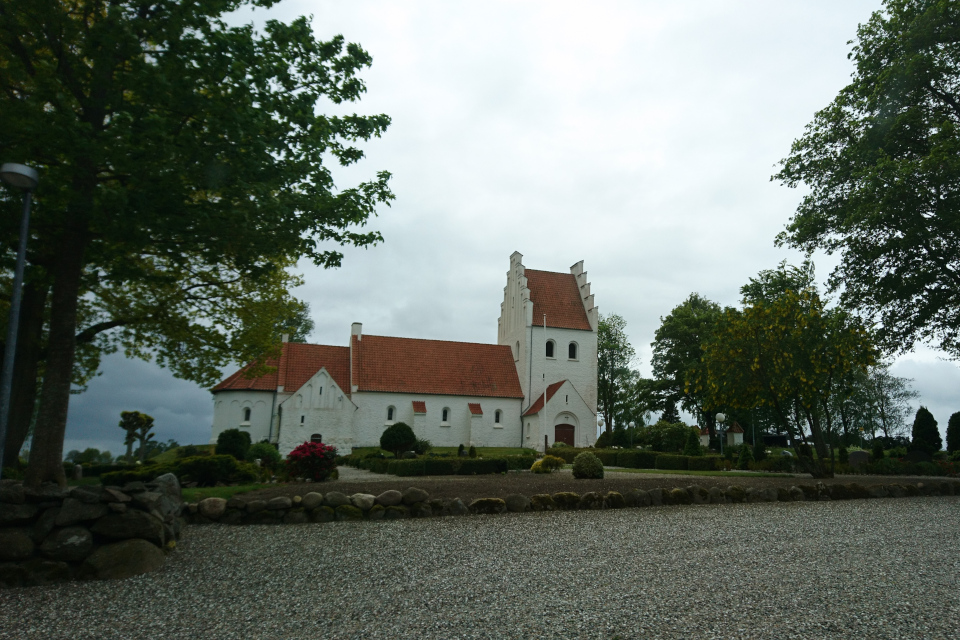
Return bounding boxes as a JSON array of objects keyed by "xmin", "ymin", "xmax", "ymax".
[
  {"xmin": 522, "ymin": 380, "xmax": 596, "ymax": 451},
  {"xmin": 276, "ymin": 368, "xmax": 356, "ymax": 456},
  {"xmin": 210, "ymin": 390, "xmax": 276, "ymax": 446},
  {"xmin": 352, "ymin": 392, "xmax": 523, "ymax": 450}
]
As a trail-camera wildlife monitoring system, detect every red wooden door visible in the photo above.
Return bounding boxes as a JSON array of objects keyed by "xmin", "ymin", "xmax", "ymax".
[{"xmin": 554, "ymin": 424, "xmax": 575, "ymax": 447}]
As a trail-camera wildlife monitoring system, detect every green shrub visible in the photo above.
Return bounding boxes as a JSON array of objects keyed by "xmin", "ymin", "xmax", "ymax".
[
  {"xmin": 424, "ymin": 458, "xmax": 457, "ymax": 475},
  {"xmin": 737, "ymin": 444, "xmax": 753, "ymax": 470},
  {"xmin": 387, "ymin": 459, "xmax": 426, "ymax": 476},
  {"xmin": 215, "ymin": 428, "xmax": 251, "ymax": 461},
  {"xmin": 593, "ymin": 450, "xmax": 620, "ymax": 466},
  {"xmin": 545, "ymin": 446, "xmax": 580, "ymax": 463},
  {"xmin": 177, "ymin": 444, "xmax": 211, "ymax": 459},
  {"xmin": 178, "ymin": 455, "xmax": 240, "ymax": 487},
  {"xmin": 866, "ymin": 457, "xmax": 902, "ymax": 475},
  {"xmin": 503, "ymin": 455, "xmax": 537, "ymax": 470},
  {"xmin": 468, "ymin": 445, "xmax": 477, "ymax": 458},
  {"xmin": 412, "ymin": 438, "xmax": 432, "ymax": 455},
  {"xmin": 688, "ymin": 456, "xmax": 719, "ymax": 471},
  {"xmin": 572, "ymin": 452, "xmax": 603, "ymax": 479},
  {"xmin": 458, "ymin": 458, "xmax": 507, "ymax": 475},
  {"xmin": 381, "ymin": 422, "xmax": 416, "ymax": 457},
  {"xmin": 682, "ymin": 428, "xmax": 702, "ymax": 456},
  {"xmin": 246, "ymin": 442, "xmax": 282, "ymax": 471},
  {"xmin": 531, "ymin": 455, "xmax": 565, "ymax": 473},
  {"xmin": 642, "ymin": 421, "xmax": 691, "ymax": 452},
  {"xmin": 655, "ymin": 454, "xmax": 689, "ymax": 470},
  {"xmin": 752, "ymin": 441, "xmax": 767, "ymax": 462},
  {"xmin": 594, "ymin": 431, "xmax": 612, "ymax": 448},
  {"xmin": 101, "ymin": 464, "xmax": 176, "ymax": 486},
  {"xmin": 71, "ymin": 463, "xmax": 133, "ymax": 478},
  {"xmin": 871, "ymin": 440, "xmax": 885, "ymax": 461},
  {"xmin": 458, "ymin": 444, "xmax": 465, "ymax": 457},
  {"xmin": 838, "ymin": 446, "xmax": 849, "ymax": 465}
]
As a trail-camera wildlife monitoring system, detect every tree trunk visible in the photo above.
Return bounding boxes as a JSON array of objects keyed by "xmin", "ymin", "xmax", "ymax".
[
  {"xmin": 2, "ymin": 280, "xmax": 47, "ymax": 469},
  {"xmin": 25, "ymin": 233, "xmax": 87, "ymax": 488}
]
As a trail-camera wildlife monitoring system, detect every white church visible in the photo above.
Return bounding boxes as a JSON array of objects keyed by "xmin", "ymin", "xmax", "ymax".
[{"xmin": 209, "ymin": 252, "xmax": 599, "ymax": 454}]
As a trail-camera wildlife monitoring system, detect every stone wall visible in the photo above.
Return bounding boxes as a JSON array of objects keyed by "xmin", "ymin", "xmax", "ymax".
[
  {"xmin": 184, "ymin": 479, "xmax": 960, "ymax": 526},
  {"xmin": 0, "ymin": 473, "xmax": 184, "ymax": 588}
]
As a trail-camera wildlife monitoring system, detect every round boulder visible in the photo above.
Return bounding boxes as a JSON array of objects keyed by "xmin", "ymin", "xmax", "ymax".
[
  {"xmin": 81, "ymin": 539, "xmax": 165, "ymax": 580},
  {"xmin": 504, "ymin": 494, "xmax": 531, "ymax": 513},
  {"xmin": 350, "ymin": 493, "xmax": 376, "ymax": 511},
  {"xmin": 301, "ymin": 492, "xmax": 324, "ymax": 510},
  {"xmin": 375, "ymin": 490, "xmax": 403, "ymax": 507},
  {"xmin": 0, "ymin": 528, "xmax": 34, "ymax": 561},
  {"xmin": 401, "ymin": 487, "xmax": 430, "ymax": 505},
  {"xmin": 198, "ymin": 497, "xmax": 227, "ymax": 520},
  {"xmin": 39, "ymin": 526, "xmax": 93, "ymax": 562}
]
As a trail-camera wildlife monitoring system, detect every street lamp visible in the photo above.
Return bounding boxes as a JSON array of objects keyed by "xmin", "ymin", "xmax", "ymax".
[
  {"xmin": 628, "ymin": 421, "xmax": 636, "ymax": 448},
  {"xmin": 0, "ymin": 163, "xmax": 39, "ymax": 478},
  {"xmin": 716, "ymin": 412, "xmax": 726, "ymax": 455}
]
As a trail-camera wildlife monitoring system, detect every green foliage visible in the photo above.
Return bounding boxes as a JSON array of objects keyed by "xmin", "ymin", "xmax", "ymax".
[
  {"xmin": 774, "ymin": 0, "xmax": 960, "ymax": 359},
  {"xmin": 752, "ymin": 440, "xmax": 767, "ymax": 462},
  {"xmin": 469, "ymin": 445, "xmax": 477, "ymax": 458},
  {"xmin": 655, "ymin": 454, "xmax": 689, "ymax": 471},
  {"xmin": 948, "ymin": 412, "xmax": 960, "ymax": 454},
  {"xmin": 246, "ymin": 442, "xmax": 282, "ymax": 471},
  {"xmin": 598, "ymin": 314, "xmax": 642, "ymax": 432},
  {"xmin": 531, "ymin": 455, "xmax": 565, "ymax": 474},
  {"xmin": 458, "ymin": 458, "xmax": 508, "ymax": 475},
  {"xmin": 572, "ymin": 452, "xmax": 604, "ymax": 479},
  {"xmin": 424, "ymin": 459, "xmax": 457, "ymax": 475},
  {"xmin": 216, "ymin": 428, "xmax": 252, "ymax": 461},
  {"xmin": 838, "ymin": 446, "xmax": 850, "ymax": 465},
  {"xmin": 652, "ymin": 293, "xmax": 722, "ymax": 425},
  {"xmin": 615, "ymin": 450, "xmax": 658, "ymax": 469},
  {"xmin": 592, "ymin": 450, "xmax": 620, "ymax": 466},
  {"xmin": 101, "ymin": 463, "xmax": 178, "ymax": 486},
  {"xmin": 911, "ymin": 406, "xmax": 942, "ymax": 455},
  {"xmin": 412, "ymin": 438, "xmax": 433, "ymax": 455},
  {"xmin": 545, "ymin": 446, "xmax": 581, "ymax": 463},
  {"xmin": 64, "ymin": 448, "xmax": 114, "ymax": 465},
  {"xmin": 642, "ymin": 421, "xmax": 691, "ymax": 452},
  {"xmin": 737, "ymin": 444, "xmax": 754, "ymax": 470},
  {"xmin": 872, "ymin": 440, "xmax": 886, "ymax": 461},
  {"xmin": 386, "ymin": 459, "xmax": 426, "ymax": 477},
  {"xmin": 457, "ymin": 444, "xmax": 465, "ymax": 457},
  {"xmin": 594, "ymin": 431, "xmax": 612, "ymax": 449},
  {"xmin": 688, "ymin": 456, "xmax": 720, "ymax": 471},
  {"xmin": 178, "ymin": 455, "xmax": 241, "ymax": 487},
  {"xmin": 119, "ymin": 411, "xmax": 156, "ymax": 463},
  {"xmin": 682, "ymin": 428, "xmax": 702, "ymax": 456},
  {"xmin": 380, "ymin": 422, "xmax": 416, "ymax": 458}
]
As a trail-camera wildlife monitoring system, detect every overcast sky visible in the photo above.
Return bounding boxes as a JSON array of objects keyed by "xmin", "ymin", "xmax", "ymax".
[{"xmin": 61, "ymin": 0, "xmax": 959, "ymax": 456}]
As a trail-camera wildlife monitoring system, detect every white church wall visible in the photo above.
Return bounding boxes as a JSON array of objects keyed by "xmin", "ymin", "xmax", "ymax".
[
  {"xmin": 210, "ymin": 390, "xmax": 275, "ymax": 446},
  {"xmin": 352, "ymin": 392, "xmax": 523, "ymax": 450},
  {"xmin": 529, "ymin": 326, "xmax": 598, "ymax": 413},
  {"xmin": 522, "ymin": 381, "xmax": 596, "ymax": 451}
]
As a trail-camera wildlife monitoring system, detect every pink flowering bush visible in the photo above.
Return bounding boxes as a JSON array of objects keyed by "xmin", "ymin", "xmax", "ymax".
[{"xmin": 285, "ymin": 442, "xmax": 338, "ymax": 481}]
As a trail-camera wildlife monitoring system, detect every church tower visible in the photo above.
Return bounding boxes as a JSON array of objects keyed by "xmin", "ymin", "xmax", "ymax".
[{"xmin": 498, "ymin": 252, "xmax": 598, "ymax": 449}]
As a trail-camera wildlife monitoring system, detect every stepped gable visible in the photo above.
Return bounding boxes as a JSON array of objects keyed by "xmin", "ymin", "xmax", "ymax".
[
  {"xmin": 352, "ymin": 334, "xmax": 524, "ymax": 399},
  {"xmin": 212, "ymin": 343, "xmax": 351, "ymax": 396},
  {"xmin": 524, "ymin": 269, "xmax": 591, "ymax": 331},
  {"xmin": 523, "ymin": 380, "xmax": 566, "ymax": 416}
]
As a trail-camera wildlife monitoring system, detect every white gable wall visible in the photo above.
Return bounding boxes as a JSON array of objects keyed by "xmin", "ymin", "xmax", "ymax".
[
  {"xmin": 522, "ymin": 380, "xmax": 595, "ymax": 451},
  {"xmin": 277, "ymin": 368, "xmax": 356, "ymax": 455}
]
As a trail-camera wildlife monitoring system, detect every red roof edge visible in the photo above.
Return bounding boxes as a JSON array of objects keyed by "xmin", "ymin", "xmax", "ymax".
[
  {"xmin": 523, "ymin": 380, "xmax": 566, "ymax": 416},
  {"xmin": 412, "ymin": 401, "xmax": 427, "ymax": 414},
  {"xmin": 468, "ymin": 402, "xmax": 483, "ymax": 416}
]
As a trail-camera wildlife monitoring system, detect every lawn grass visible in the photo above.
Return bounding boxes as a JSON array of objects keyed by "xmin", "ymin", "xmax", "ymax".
[
  {"xmin": 606, "ymin": 468, "xmax": 793, "ymax": 478},
  {"xmin": 349, "ymin": 446, "xmax": 534, "ymax": 457},
  {"xmin": 181, "ymin": 483, "xmax": 275, "ymax": 503}
]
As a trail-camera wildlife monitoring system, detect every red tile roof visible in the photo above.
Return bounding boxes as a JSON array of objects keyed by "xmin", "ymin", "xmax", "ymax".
[
  {"xmin": 468, "ymin": 402, "xmax": 483, "ymax": 415},
  {"xmin": 524, "ymin": 269, "xmax": 591, "ymax": 331},
  {"xmin": 412, "ymin": 401, "xmax": 427, "ymax": 414},
  {"xmin": 523, "ymin": 380, "xmax": 566, "ymax": 416},
  {"xmin": 212, "ymin": 343, "xmax": 351, "ymax": 396},
  {"xmin": 352, "ymin": 335, "xmax": 524, "ymax": 398},
  {"xmin": 728, "ymin": 422, "xmax": 744, "ymax": 434},
  {"xmin": 700, "ymin": 427, "xmax": 710, "ymax": 435}
]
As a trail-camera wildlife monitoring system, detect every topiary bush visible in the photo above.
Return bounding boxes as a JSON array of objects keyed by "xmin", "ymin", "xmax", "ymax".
[
  {"xmin": 838, "ymin": 446, "xmax": 849, "ymax": 465},
  {"xmin": 216, "ymin": 428, "xmax": 252, "ymax": 460},
  {"xmin": 380, "ymin": 422, "xmax": 416, "ymax": 458},
  {"xmin": 285, "ymin": 442, "xmax": 338, "ymax": 481},
  {"xmin": 572, "ymin": 452, "xmax": 603, "ymax": 479},
  {"xmin": 246, "ymin": 442, "xmax": 282, "ymax": 471},
  {"xmin": 468, "ymin": 445, "xmax": 477, "ymax": 458},
  {"xmin": 682, "ymin": 428, "xmax": 702, "ymax": 456},
  {"xmin": 178, "ymin": 455, "xmax": 240, "ymax": 486},
  {"xmin": 737, "ymin": 443, "xmax": 754, "ymax": 470},
  {"xmin": 592, "ymin": 449, "xmax": 620, "ymax": 466},
  {"xmin": 655, "ymin": 454, "xmax": 689, "ymax": 470},
  {"xmin": 688, "ymin": 456, "xmax": 719, "ymax": 471},
  {"xmin": 531, "ymin": 455, "xmax": 565, "ymax": 473},
  {"xmin": 871, "ymin": 439, "xmax": 885, "ymax": 461},
  {"xmin": 412, "ymin": 437, "xmax": 432, "ymax": 455}
]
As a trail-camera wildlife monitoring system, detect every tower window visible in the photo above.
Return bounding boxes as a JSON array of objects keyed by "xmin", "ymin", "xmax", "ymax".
[
  {"xmin": 546, "ymin": 340, "xmax": 555, "ymax": 358},
  {"xmin": 568, "ymin": 342, "xmax": 578, "ymax": 360},
  {"xmin": 242, "ymin": 407, "xmax": 251, "ymax": 423}
]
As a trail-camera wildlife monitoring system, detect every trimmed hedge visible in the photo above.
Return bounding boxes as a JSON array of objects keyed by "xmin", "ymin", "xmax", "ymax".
[
  {"xmin": 688, "ymin": 456, "xmax": 720, "ymax": 471},
  {"xmin": 655, "ymin": 454, "xmax": 689, "ymax": 470},
  {"xmin": 458, "ymin": 458, "xmax": 508, "ymax": 475},
  {"xmin": 545, "ymin": 447, "xmax": 581, "ymax": 463},
  {"xmin": 593, "ymin": 450, "xmax": 620, "ymax": 467},
  {"xmin": 504, "ymin": 455, "xmax": 537, "ymax": 470},
  {"xmin": 616, "ymin": 450, "xmax": 659, "ymax": 469},
  {"xmin": 424, "ymin": 458, "xmax": 457, "ymax": 475}
]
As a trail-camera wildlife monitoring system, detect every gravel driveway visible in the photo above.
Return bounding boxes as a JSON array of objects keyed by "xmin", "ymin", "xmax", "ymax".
[{"xmin": 1, "ymin": 497, "xmax": 958, "ymax": 639}]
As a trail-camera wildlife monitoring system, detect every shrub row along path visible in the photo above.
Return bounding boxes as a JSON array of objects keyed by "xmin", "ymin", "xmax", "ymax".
[
  {"xmin": 241, "ymin": 466, "xmax": 945, "ymax": 505},
  {"xmin": 2, "ymin": 497, "xmax": 957, "ymax": 639}
]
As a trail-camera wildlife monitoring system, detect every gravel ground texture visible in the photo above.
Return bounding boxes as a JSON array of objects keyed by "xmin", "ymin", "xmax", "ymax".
[{"xmin": 2, "ymin": 497, "xmax": 958, "ymax": 639}]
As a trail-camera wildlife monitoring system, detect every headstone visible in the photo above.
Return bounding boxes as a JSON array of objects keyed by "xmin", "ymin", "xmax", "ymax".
[
  {"xmin": 848, "ymin": 450, "xmax": 869, "ymax": 469},
  {"xmin": 72, "ymin": 464, "xmax": 83, "ymax": 480}
]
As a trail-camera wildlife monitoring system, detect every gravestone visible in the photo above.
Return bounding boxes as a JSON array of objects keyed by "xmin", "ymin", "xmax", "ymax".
[{"xmin": 848, "ymin": 450, "xmax": 869, "ymax": 469}]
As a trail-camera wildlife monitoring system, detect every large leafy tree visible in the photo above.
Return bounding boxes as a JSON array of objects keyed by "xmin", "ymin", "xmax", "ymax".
[
  {"xmin": 774, "ymin": 0, "xmax": 960, "ymax": 358},
  {"xmin": 597, "ymin": 314, "xmax": 639, "ymax": 433},
  {"xmin": 651, "ymin": 292, "xmax": 721, "ymax": 432},
  {"xmin": 1, "ymin": 1, "xmax": 393, "ymax": 486},
  {"xmin": 694, "ymin": 285, "xmax": 876, "ymax": 478}
]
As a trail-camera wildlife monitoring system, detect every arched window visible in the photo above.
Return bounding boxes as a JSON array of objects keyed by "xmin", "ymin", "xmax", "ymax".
[
  {"xmin": 310, "ymin": 433, "xmax": 322, "ymax": 443},
  {"xmin": 442, "ymin": 407, "xmax": 450, "ymax": 422},
  {"xmin": 495, "ymin": 410, "xmax": 502, "ymax": 424},
  {"xmin": 568, "ymin": 342, "xmax": 578, "ymax": 360},
  {"xmin": 387, "ymin": 406, "xmax": 395, "ymax": 422},
  {"xmin": 242, "ymin": 407, "xmax": 251, "ymax": 422},
  {"xmin": 300, "ymin": 415, "xmax": 305, "ymax": 424},
  {"xmin": 546, "ymin": 340, "xmax": 555, "ymax": 358}
]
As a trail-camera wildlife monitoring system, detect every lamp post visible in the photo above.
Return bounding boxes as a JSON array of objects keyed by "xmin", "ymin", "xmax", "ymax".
[
  {"xmin": 0, "ymin": 163, "xmax": 39, "ymax": 478},
  {"xmin": 628, "ymin": 421, "xmax": 636, "ymax": 448},
  {"xmin": 716, "ymin": 412, "xmax": 726, "ymax": 456}
]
